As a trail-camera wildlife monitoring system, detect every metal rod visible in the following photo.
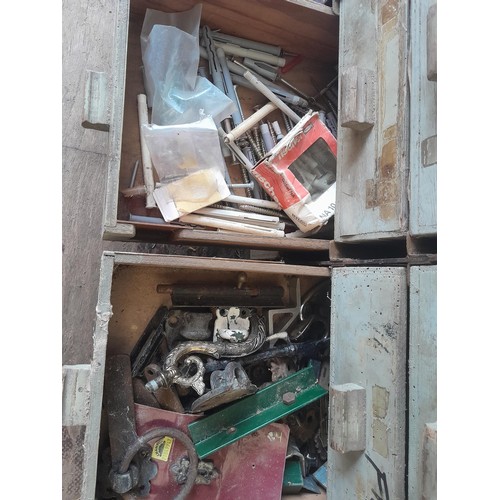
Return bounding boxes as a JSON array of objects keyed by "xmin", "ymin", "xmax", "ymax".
[{"xmin": 137, "ymin": 94, "xmax": 156, "ymax": 209}]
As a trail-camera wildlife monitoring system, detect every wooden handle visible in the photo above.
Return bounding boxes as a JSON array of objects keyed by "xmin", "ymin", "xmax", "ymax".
[
  {"xmin": 330, "ymin": 383, "xmax": 366, "ymax": 453},
  {"xmin": 340, "ymin": 67, "xmax": 376, "ymax": 131},
  {"xmin": 82, "ymin": 70, "xmax": 109, "ymax": 131},
  {"xmin": 225, "ymin": 102, "xmax": 278, "ymax": 142}
]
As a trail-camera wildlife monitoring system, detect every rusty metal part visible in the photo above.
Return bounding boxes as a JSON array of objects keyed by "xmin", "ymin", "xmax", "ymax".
[
  {"xmin": 132, "ymin": 377, "xmax": 160, "ymax": 408},
  {"xmin": 213, "ymin": 307, "xmax": 251, "ymax": 342},
  {"xmin": 130, "ymin": 306, "xmax": 169, "ymax": 378},
  {"xmin": 143, "ymin": 363, "xmax": 184, "ymax": 412},
  {"xmin": 269, "ymin": 357, "xmax": 290, "ymax": 382},
  {"xmin": 118, "ymin": 427, "xmax": 198, "ymax": 500},
  {"xmin": 237, "ymin": 204, "xmax": 287, "ymax": 218},
  {"xmin": 104, "ymin": 355, "xmax": 158, "ymax": 496},
  {"xmin": 191, "ymin": 362, "xmax": 257, "ymax": 413},
  {"xmin": 165, "ymin": 310, "xmax": 214, "ymax": 344},
  {"xmin": 156, "ymin": 284, "xmax": 284, "ymax": 307},
  {"xmin": 285, "ymin": 405, "xmax": 321, "ymax": 445},
  {"xmin": 171, "ymin": 457, "xmax": 219, "ymax": 486},
  {"xmin": 146, "ymin": 315, "xmax": 266, "ymax": 395}
]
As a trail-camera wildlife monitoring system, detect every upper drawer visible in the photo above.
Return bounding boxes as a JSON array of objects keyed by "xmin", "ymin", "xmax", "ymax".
[
  {"xmin": 102, "ymin": 0, "xmax": 339, "ymax": 257},
  {"xmin": 99, "ymin": 0, "xmax": 413, "ymax": 254}
]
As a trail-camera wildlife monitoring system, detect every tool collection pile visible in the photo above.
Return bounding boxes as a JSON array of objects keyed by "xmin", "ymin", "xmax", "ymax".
[
  {"xmin": 96, "ymin": 275, "xmax": 331, "ymax": 498},
  {"xmin": 121, "ymin": 4, "xmax": 339, "ymax": 239}
]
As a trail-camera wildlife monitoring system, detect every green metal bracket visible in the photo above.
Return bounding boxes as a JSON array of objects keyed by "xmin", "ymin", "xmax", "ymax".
[
  {"xmin": 188, "ymin": 365, "xmax": 328, "ymax": 458},
  {"xmin": 282, "ymin": 459, "xmax": 304, "ymax": 494}
]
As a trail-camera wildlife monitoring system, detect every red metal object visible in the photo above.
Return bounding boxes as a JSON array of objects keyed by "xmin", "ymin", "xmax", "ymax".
[
  {"xmin": 280, "ymin": 54, "xmax": 303, "ymax": 74},
  {"xmin": 134, "ymin": 403, "xmax": 290, "ymax": 499}
]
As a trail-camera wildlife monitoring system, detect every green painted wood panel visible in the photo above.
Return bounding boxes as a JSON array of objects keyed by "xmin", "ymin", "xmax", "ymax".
[
  {"xmin": 328, "ymin": 267, "xmax": 407, "ymax": 498},
  {"xmin": 408, "ymin": 266, "xmax": 437, "ymax": 499}
]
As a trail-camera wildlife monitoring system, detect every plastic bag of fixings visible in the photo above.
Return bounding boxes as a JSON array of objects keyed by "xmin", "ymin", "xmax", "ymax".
[
  {"xmin": 141, "ymin": 6, "xmax": 236, "ymax": 126},
  {"xmin": 252, "ymin": 111, "xmax": 337, "ymax": 233},
  {"xmin": 142, "ymin": 116, "xmax": 231, "ymax": 222}
]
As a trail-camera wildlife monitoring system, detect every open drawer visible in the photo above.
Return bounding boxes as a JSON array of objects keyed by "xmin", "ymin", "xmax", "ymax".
[
  {"xmin": 98, "ymin": 0, "xmax": 412, "ymax": 254},
  {"xmin": 77, "ymin": 252, "xmax": 410, "ymax": 498}
]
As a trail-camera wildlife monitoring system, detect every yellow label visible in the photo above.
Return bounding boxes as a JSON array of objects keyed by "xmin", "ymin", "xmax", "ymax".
[{"xmin": 152, "ymin": 436, "xmax": 174, "ymax": 462}]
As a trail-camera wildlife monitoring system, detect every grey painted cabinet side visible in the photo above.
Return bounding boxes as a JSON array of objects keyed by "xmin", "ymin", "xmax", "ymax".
[
  {"xmin": 409, "ymin": 0, "xmax": 437, "ymax": 236},
  {"xmin": 335, "ymin": 0, "xmax": 409, "ymax": 242},
  {"xmin": 328, "ymin": 267, "xmax": 407, "ymax": 499},
  {"xmin": 408, "ymin": 266, "xmax": 437, "ymax": 499}
]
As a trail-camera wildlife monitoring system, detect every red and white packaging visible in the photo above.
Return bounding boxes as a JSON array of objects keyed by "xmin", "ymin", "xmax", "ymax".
[{"xmin": 252, "ymin": 111, "xmax": 337, "ymax": 233}]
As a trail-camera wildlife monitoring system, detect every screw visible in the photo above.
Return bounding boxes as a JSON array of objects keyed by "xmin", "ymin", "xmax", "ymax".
[
  {"xmin": 282, "ymin": 392, "xmax": 296, "ymax": 405},
  {"xmin": 168, "ymin": 315, "xmax": 178, "ymax": 326}
]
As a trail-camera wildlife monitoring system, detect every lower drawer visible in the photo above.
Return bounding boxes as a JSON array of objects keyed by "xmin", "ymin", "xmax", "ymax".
[{"xmin": 73, "ymin": 252, "xmax": 410, "ymax": 499}]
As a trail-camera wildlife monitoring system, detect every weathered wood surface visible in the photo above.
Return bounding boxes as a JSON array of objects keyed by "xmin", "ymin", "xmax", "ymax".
[
  {"xmin": 330, "ymin": 383, "xmax": 367, "ymax": 453},
  {"xmin": 328, "ymin": 267, "xmax": 407, "ymax": 499},
  {"xmin": 408, "ymin": 266, "xmax": 437, "ymax": 499},
  {"xmin": 62, "ymin": 1, "xmax": 236, "ymax": 497},
  {"xmin": 335, "ymin": 0, "xmax": 410, "ymax": 242},
  {"xmin": 409, "ymin": 0, "xmax": 437, "ymax": 237},
  {"xmin": 131, "ymin": 0, "xmax": 338, "ymax": 63},
  {"xmin": 62, "ymin": 365, "xmax": 91, "ymax": 499},
  {"xmin": 62, "ymin": 0, "xmax": 117, "ymax": 365}
]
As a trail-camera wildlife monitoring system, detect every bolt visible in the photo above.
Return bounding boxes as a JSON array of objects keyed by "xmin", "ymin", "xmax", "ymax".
[
  {"xmin": 167, "ymin": 315, "xmax": 178, "ymax": 326},
  {"xmin": 145, "ymin": 376, "xmax": 163, "ymax": 392},
  {"xmin": 282, "ymin": 392, "xmax": 296, "ymax": 405},
  {"xmin": 226, "ymin": 426, "xmax": 237, "ymax": 434}
]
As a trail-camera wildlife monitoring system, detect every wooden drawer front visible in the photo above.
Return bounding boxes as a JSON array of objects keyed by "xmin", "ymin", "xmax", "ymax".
[
  {"xmin": 329, "ymin": 267, "xmax": 407, "ymax": 498},
  {"xmin": 409, "ymin": 0, "xmax": 437, "ymax": 237},
  {"xmin": 335, "ymin": 0, "xmax": 410, "ymax": 242},
  {"xmin": 408, "ymin": 266, "xmax": 437, "ymax": 498}
]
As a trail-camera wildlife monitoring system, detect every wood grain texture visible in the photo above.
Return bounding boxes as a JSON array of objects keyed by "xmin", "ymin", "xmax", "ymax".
[
  {"xmin": 335, "ymin": 0, "xmax": 410, "ymax": 242},
  {"xmin": 131, "ymin": 0, "xmax": 338, "ymax": 63},
  {"xmin": 409, "ymin": 0, "xmax": 437, "ymax": 236},
  {"xmin": 328, "ymin": 267, "xmax": 407, "ymax": 499},
  {"xmin": 408, "ymin": 266, "xmax": 437, "ymax": 499},
  {"xmin": 62, "ymin": 147, "xmax": 109, "ymax": 365},
  {"xmin": 62, "ymin": 0, "xmax": 115, "ymax": 155}
]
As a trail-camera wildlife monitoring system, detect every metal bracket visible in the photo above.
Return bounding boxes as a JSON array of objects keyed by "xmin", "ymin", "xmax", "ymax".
[
  {"xmin": 268, "ymin": 277, "xmax": 301, "ymax": 335},
  {"xmin": 191, "ymin": 361, "xmax": 257, "ymax": 413},
  {"xmin": 188, "ymin": 365, "xmax": 327, "ymax": 458}
]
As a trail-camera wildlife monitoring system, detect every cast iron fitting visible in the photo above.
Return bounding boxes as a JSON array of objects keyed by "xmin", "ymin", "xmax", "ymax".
[
  {"xmin": 145, "ymin": 368, "xmax": 174, "ymax": 392},
  {"xmin": 118, "ymin": 427, "xmax": 199, "ymax": 500}
]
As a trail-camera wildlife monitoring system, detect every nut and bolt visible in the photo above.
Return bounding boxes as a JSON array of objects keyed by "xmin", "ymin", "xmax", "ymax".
[{"xmin": 282, "ymin": 392, "xmax": 296, "ymax": 405}]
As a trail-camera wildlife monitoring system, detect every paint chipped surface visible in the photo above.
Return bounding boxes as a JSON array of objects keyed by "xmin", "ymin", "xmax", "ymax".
[
  {"xmin": 372, "ymin": 385, "xmax": 390, "ymax": 418},
  {"xmin": 382, "ymin": 0, "xmax": 399, "ymax": 25},
  {"xmin": 365, "ymin": 132, "xmax": 400, "ymax": 221},
  {"xmin": 372, "ymin": 418, "xmax": 389, "ymax": 458}
]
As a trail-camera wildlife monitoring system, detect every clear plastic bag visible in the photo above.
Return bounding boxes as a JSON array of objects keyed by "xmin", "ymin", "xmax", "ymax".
[
  {"xmin": 142, "ymin": 116, "xmax": 230, "ymax": 221},
  {"xmin": 140, "ymin": 7, "xmax": 236, "ymax": 126}
]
